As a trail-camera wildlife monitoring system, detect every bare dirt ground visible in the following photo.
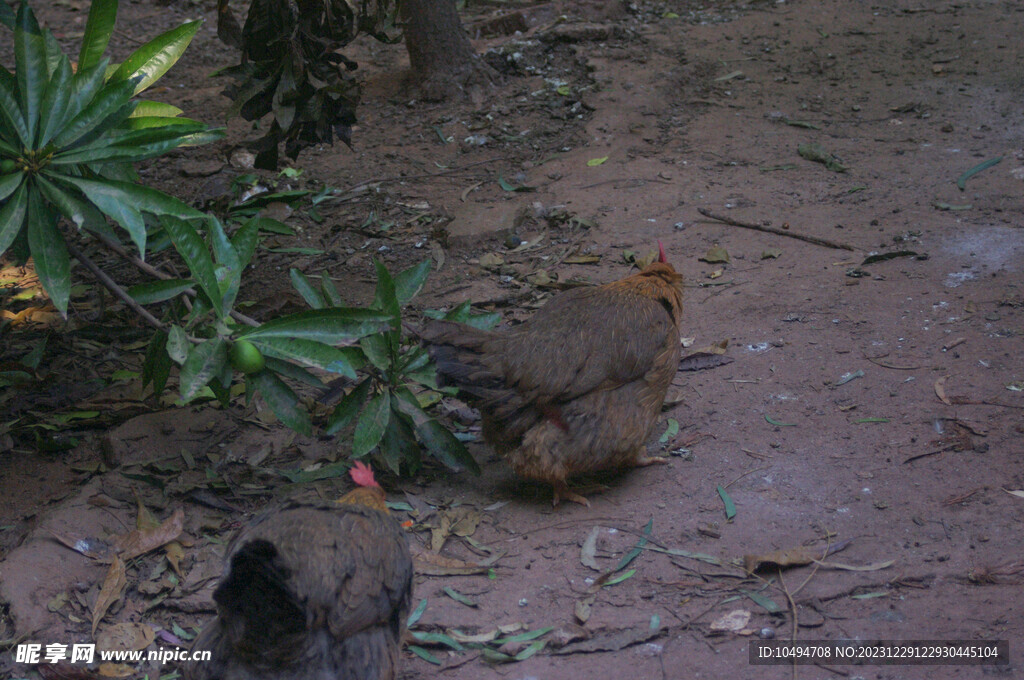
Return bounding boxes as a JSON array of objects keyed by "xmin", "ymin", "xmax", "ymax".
[{"xmin": 2, "ymin": 0, "xmax": 1023, "ymax": 678}]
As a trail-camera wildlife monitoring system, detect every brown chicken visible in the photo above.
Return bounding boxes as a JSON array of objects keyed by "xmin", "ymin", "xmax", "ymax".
[
  {"xmin": 422, "ymin": 243, "xmax": 684, "ymax": 506},
  {"xmin": 185, "ymin": 462, "xmax": 413, "ymax": 680}
]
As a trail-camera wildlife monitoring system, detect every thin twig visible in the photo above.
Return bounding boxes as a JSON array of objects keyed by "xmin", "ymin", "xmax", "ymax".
[
  {"xmin": 91, "ymin": 231, "xmax": 259, "ymax": 327},
  {"xmin": 342, "ymin": 157, "xmax": 510, "ymax": 193},
  {"xmin": 66, "ymin": 241, "xmax": 166, "ymax": 331},
  {"xmin": 697, "ymin": 208, "xmax": 855, "ymax": 251}
]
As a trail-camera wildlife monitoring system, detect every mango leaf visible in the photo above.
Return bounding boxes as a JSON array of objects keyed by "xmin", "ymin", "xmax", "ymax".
[
  {"xmin": 142, "ymin": 329, "xmax": 172, "ymax": 395},
  {"xmin": 380, "ymin": 406, "xmax": 419, "ymax": 475},
  {"xmin": 247, "ymin": 369, "xmax": 311, "ymax": 435},
  {"xmin": 353, "ymin": 390, "xmax": 390, "ymax": 457},
  {"xmin": 35, "ymin": 56, "xmax": 73, "ymax": 148},
  {"xmin": 248, "ymin": 337, "xmax": 359, "ymax": 378},
  {"xmin": 179, "ymin": 338, "xmax": 228, "ymax": 402},
  {"xmin": 127, "ymin": 279, "xmax": 194, "ymax": 305},
  {"xmin": 262, "ymin": 357, "xmax": 324, "ymax": 389},
  {"xmin": 208, "ymin": 217, "xmax": 241, "ymax": 311},
  {"xmin": 359, "ymin": 333, "xmax": 391, "ymax": 371},
  {"xmin": 393, "ymin": 259, "xmax": 431, "ymax": 307},
  {"xmin": 50, "ymin": 77, "xmax": 137, "ymax": 150},
  {"xmin": 290, "ymin": 268, "xmax": 325, "ymax": 309},
  {"xmin": 165, "ymin": 325, "xmax": 189, "ymax": 365},
  {"xmin": 14, "ymin": 1, "xmax": 46, "ymax": 144},
  {"xmin": 0, "ymin": 181, "xmax": 28, "ymax": 255},
  {"xmin": 160, "ymin": 215, "xmax": 223, "ymax": 318},
  {"xmin": 0, "ymin": 69, "xmax": 31, "ymax": 146},
  {"xmin": 26, "ymin": 187, "xmax": 70, "ymax": 314},
  {"xmin": 77, "ymin": 0, "xmax": 118, "ymax": 73},
  {"xmin": 372, "ymin": 258, "xmax": 400, "ymax": 324},
  {"xmin": 34, "ymin": 174, "xmax": 105, "ymax": 233},
  {"xmin": 320, "ymin": 274, "xmax": 344, "ymax": 306},
  {"xmin": 230, "ymin": 215, "xmax": 261, "ymax": 268},
  {"xmin": 131, "ymin": 100, "xmax": 184, "ymax": 118},
  {"xmin": 393, "ymin": 387, "xmax": 480, "ymax": 474},
  {"xmin": 325, "ymin": 378, "xmax": 371, "ymax": 435},
  {"xmin": 240, "ymin": 309, "xmax": 392, "ymax": 343},
  {"xmin": 109, "ymin": 20, "xmax": 202, "ymax": 95}
]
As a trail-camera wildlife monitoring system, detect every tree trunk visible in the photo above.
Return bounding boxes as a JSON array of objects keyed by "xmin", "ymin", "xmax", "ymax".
[{"xmin": 400, "ymin": 0, "xmax": 496, "ymax": 101}]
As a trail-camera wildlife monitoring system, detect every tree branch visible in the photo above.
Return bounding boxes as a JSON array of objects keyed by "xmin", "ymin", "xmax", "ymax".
[{"xmin": 66, "ymin": 240, "xmax": 167, "ymax": 332}]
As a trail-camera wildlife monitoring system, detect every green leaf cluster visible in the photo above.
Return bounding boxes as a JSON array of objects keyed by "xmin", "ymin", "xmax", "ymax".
[
  {"xmin": 313, "ymin": 259, "xmax": 481, "ymax": 476},
  {"xmin": 215, "ymin": 0, "xmax": 400, "ymax": 168},
  {"xmin": 0, "ymin": 0, "xmax": 223, "ymax": 314}
]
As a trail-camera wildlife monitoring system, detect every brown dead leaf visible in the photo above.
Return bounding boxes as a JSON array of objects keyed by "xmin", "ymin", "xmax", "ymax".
[
  {"xmin": 815, "ymin": 560, "xmax": 894, "ymax": 572},
  {"xmin": 934, "ymin": 375, "xmax": 952, "ymax": 405},
  {"xmin": 574, "ymin": 593, "xmax": 596, "ymax": 624},
  {"xmin": 563, "ymin": 254, "xmax": 601, "ymax": 265},
  {"xmin": 113, "ymin": 508, "xmax": 184, "ymax": 561},
  {"xmin": 710, "ymin": 609, "xmax": 751, "ymax": 633},
  {"xmin": 413, "ymin": 549, "xmax": 496, "ymax": 576},
  {"xmin": 95, "ymin": 622, "xmax": 155, "ymax": 653},
  {"xmin": 92, "ymin": 555, "xmax": 128, "ymax": 636},
  {"xmin": 47, "ymin": 530, "xmax": 114, "ymax": 561},
  {"xmin": 554, "ymin": 627, "xmax": 664, "ymax": 655},
  {"xmin": 97, "ymin": 662, "xmax": 135, "ymax": 678},
  {"xmin": 744, "ymin": 545, "xmax": 822, "ymax": 573},
  {"xmin": 699, "ymin": 246, "xmax": 730, "ymax": 264},
  {"xmin": 580, "ymin": 526, "xmax": 602, "ymax": 571}
]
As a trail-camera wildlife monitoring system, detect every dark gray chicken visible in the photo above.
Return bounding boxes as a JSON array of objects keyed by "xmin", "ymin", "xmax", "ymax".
[{"xmin": 186, "ymin": 463, "xmax": 413, "ymax": 680}]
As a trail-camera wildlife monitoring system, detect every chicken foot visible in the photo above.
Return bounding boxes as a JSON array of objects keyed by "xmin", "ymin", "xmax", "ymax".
[
  {"xmin": 634, "ymin": 454, "xmax": 670, "ymax": 467},
  {"xmin": 552, "ymin": 480, "xmax": 591, "ymax": 508}
]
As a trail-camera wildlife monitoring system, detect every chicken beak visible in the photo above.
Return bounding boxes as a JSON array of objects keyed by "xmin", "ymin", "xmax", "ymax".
[{"xmin": 657, "ymin": 240, "xmax": 667, "ymax": 263}]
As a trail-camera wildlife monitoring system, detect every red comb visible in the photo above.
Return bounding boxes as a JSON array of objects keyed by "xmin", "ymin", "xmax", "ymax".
[
  {"xmin": 657, "ymin": 240, "xmax": 667, "ymax": 263},
  {"xmin": 349, "ymin": 461, "xmax": 380, "ymax": 488}
]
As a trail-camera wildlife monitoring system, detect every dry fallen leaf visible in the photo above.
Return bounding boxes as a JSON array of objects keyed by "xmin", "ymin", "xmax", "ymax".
[
  {"xmin": 935, "ymin": 375, "xmax": 952, "ymax": 406},
  {"xmin": 97, "ymin": 662, "xmax": 135, "ymax": 678},
  {"xmin": 710, "ymin": 609, "xmax": 751, "ymax": 632},
  {"xmin": 92, "ymin": 555, "xmax": 128, "ymax": 636},
  {"xmin": 113, "ymin": 508, "xmax": 184, "ymax": 561},
  {"xmin": 413, "ymin": 549, "xmax": 497, "ymax": 576},
  {"xmin": 95, "ymin": 622, "xmax": 155, "ymax": 653},
  {"xmin": 816, "ymin": 560, "xmax": 894, "ymax": 572},
  {"xmin": 580, "ymin": 527, "xmax": 602, "ymax": 571},
  {"xmin": 700, "ymin": 246, "xmax": 730, "ymax": 264},
  {"xmin": 744, "ymin": 545, "xmax": 824, "ymax": 573}
]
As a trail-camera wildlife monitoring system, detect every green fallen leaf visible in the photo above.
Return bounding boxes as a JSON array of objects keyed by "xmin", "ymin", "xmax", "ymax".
[
  {"xmin": 956, "ymin": 156, "xmax": 1002, "ymax": 191},
  {"xmin": 407, "ymin": 598, "xmax": 427, "ymax": 628},
  {"xmin": 764, "ymin": 415, "xmax": 796, "ymax": 427},
  {"xmin": 798, "ymin": 142, "xmax": 848, "ymax": 172},
  {"xmin": 408, "ymin": 646, "xmax": 442, "ymax": 664},
  {"xmin": 556, "ymin": 84, "xmax": 571, "ymax": 96},
  {"xmin": 851, "ymin": 591, "xmax": 888, "ymax": 600},
  {"xmin": 604, "ymin": 568, "xmax": 636, "ymax": 586},
  {"xmin": 586, "ymin": 156, "xmax": 608, "ymax": 167},
  {"xmin": 761, "ymin": 248, "xmax": 782, "ymax": 259},
  {"xmin": 411, "ymin": 630, "xmax": 465, "ymax": 651},
  {"xmin": 443, "ymin": 586, "xmax": 478, "ymax": 608},
  {"xmin": 614, "ymin": 518, "xmax": 653, "ymax": 573},
  {"xmin": 497, "ymin": 175, "xmax": 535, "ymax": 192},
  {"xmin": 658, "ymin": 419, "xmax": 679, "ymax": 444},
  {"xmin": 742, "ymin": 588, "xmax": 782, "ymax": 612},
  {"xmin": 717, "ymin": 485, "xmax": 736, "ymax": 520}
]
